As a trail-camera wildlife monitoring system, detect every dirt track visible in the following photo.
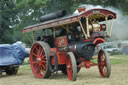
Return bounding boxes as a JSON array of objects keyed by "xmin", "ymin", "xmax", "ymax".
[{"xmin": 0, "ymin": 63, "xmax": 128, "ymax": 85}]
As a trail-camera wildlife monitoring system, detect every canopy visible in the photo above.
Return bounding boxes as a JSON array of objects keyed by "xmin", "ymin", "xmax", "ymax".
[{"xmin": 22, "ymin": 8, "xmax": 116, "ymax": 33}]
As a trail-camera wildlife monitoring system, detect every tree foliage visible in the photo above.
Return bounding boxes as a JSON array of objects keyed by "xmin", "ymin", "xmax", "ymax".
[
  {"xmin": 0, "ymin": 0, "xmax": 18, "ymax": 44},
  {"xmin": 0, "ymin": 0, "xmax": 128, "ymax": 44},
  {"xmin": 13, "ymin": 0, "xmax": 48, "ymax": 44}
]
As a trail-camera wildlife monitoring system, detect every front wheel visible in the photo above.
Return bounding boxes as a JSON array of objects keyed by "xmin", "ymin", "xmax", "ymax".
[
  {"xmin": 66, "ymin": 52, "xmax": 77, "ymax": 81},
  {"xmin": 98, "ymin": 49, "xmax": 111, "ymax": 78}
]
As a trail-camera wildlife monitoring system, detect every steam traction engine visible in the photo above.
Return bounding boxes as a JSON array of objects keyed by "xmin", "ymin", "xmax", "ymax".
[{"xmin": 22, "ymin": 7, "xmax": 116, "ymax": 81}]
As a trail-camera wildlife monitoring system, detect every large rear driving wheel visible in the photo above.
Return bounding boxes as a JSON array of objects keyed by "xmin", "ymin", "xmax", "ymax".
[
  {"xmin": 30, "ymin": 41, "xmax": 51, "ymax": 78},
  {"xmin": 98, "ymin": 49, "xmax": 111, "ymax": 78},
  {"xmin": 66, "ymin": 52, "xmax": 77, "ymax": 81}
]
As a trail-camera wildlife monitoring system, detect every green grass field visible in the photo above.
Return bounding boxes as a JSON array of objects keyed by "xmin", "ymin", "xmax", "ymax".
[
  {"xmin": 22, "ymin": 54, "xmax": 128, "ymax": 70},
  {"xmin": 110, "ymin": 54, "xmax": 128, "ymax": 64},
  {"xmin": 91, "ymin": 54, "xmax": 128, "ymax": 65}
]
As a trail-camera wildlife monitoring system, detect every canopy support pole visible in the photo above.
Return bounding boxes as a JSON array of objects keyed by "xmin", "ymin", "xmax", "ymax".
[
  {"xmin": 105, "ymin": 16, "xmax": 109, "ymax": 36},
  {"xmin": 86, "ymin": 17, "xmax": 90, "ymax": 37},
  {"xmin": 53, "ymin": 28, "xmax": 56, "ymax": 38},
  {"xmin": 32, "ymin": 31, "xmax": 35, "ymax": 43},
  {"xmin": 109, "ymin": 18, "xmax": 114, "ymax": 37},
  {"xmin": 24, "ymin": 33, "xmax": 33, "ymax": 45},
  {"xmin": 79, "ymin": 20, "xmax": 87, "ymax": 39}
]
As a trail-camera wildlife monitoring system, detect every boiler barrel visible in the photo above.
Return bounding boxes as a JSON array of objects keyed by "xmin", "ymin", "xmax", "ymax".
[
  {"xmin": 68, "ymin": 42, "xmax": 95, "ymax": 60},
  {"xmin": 40, "ymin": 10, "xmax": 67, "ymax": 22}
]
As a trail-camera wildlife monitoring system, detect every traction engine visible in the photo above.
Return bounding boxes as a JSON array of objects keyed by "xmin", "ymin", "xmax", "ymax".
[{"xmin": 22, "ymin": 7, "xmax": 116, "ymax": 81}]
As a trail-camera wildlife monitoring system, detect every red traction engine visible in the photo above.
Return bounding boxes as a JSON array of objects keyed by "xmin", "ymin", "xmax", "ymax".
[{"xmin": 22, "ymin": 8, "xmax": 116, "ymax": 81}]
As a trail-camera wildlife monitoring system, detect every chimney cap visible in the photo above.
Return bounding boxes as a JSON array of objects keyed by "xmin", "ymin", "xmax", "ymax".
[{"xmin": 78, "ymin": 5, "xmax": 86, "ymax": 12}]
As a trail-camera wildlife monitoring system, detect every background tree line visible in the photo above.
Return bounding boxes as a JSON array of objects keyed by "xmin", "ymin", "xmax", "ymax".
[{"xmin": 0, "ymin": 0, "xmax": 128, "ymax": 44}]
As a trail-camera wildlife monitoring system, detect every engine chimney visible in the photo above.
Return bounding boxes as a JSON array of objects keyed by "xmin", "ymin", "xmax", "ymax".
[{"xmin": 78, "ymin": 6, "xmax": 86, "ymax": 13}]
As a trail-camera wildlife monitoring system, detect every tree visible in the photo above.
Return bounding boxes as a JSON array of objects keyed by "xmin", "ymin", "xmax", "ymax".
[
  {"xmin": 1, "ymin": 0, "xmax": 128, "ymax": 44},
  {"xmin": 0, "ymin": 0, "xmax": 18, "ymax": 44},
  {"xmin": 12, "ymin": 0, "xmax": 48, "ymax": 44}
]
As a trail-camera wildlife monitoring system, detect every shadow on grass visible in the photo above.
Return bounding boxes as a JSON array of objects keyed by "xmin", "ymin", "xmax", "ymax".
[
  {"xmin": 0, "ymin": 72, "xmax": 27, "ymax": 78},
  {"xmin": 49, "ymin": 72, "xmax": 67, "ymax": 80}
]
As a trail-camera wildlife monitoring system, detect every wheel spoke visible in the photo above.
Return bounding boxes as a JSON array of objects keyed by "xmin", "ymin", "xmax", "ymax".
[
  {"xmin": 32, "ymin": 61, "xmax": 38, "ymax": 64},
  {"xmin": 40, "ymin": 66, "xmax": 45, "ymax": 74},
  {"xmin": 99, "ymin": 65, "xmax": 103, "ymax": 70},
  {"xmin": 32, "ymin": 52, "xmax": 38, "ymax": 57},
  {"xmin": 67, "ymin": 68, "xmax": 72, "ymax": 80},
  {"xmin": 39, "ymin": 49, "xmax": 43, "ymax": 57},
  {"xmin": 35, "ymin": 64, "xmax": 40, "ymax": 74},
  {"xmin": 41, "ymin": 55, "xmax": 46, "ymax": 60},
  {"xmin": 41, "ymin": 63, "xmax": 46, "ymax": 70},
  {"xmin": 35, "ymin": 46, "xmax": 39, "ymax": 52},
  {"xmin": 101, "ymin": 61, "xmax": 105, "ymax": 66},
  {"xmin": 39, "ymin": 48, "xmax": 45, "ymax": 57},
  {"xmin": 102, "ymin": 67, "xmax": 107, "ymax": 75},
  {"xmin": 42, "ymin": 61, "xmax": 46, "ymax": 64},
  {"xmin": 102, "ymin": 56, "xmax": 105, "ymax": 61},
  {"xmin": 38, "ymin": 46, "xmax": 42, "ymax": 56}
]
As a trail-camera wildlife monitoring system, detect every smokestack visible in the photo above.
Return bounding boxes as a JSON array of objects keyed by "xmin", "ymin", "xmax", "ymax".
[{"xmin": 40, "ymin": 10, "xmax": 67, "ymax": 22}]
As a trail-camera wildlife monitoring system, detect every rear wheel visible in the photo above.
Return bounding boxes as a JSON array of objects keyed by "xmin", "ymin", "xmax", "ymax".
[
  {"xmin": 30, "ymin": 41, "xmax": 51, "ymax": 78},
  {"xmin": 98, "ymin": 49, "xmax": 111, "ymax": 78},
  {"xmin": 66, "ymin": 52, "xmax": 77, "ymax": 81}
]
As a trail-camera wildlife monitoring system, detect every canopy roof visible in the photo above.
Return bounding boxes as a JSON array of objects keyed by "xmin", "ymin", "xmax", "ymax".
[{"xmin": 22, "ymin": 8, "xmax": 116, "ymax": 33}]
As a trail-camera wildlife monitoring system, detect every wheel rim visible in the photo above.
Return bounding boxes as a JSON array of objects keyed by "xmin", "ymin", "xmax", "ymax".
[
  {"xmin": 30, "ymin": 43, "xmax": 47, "ymax": 78},
  {"xmin": 98, "ymin": 50, "xmax": 110, "ymax": 77}
]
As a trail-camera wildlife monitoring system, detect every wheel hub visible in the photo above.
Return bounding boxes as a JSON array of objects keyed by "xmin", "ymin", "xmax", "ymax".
[
  {"xmin": 67, "ymin": 65, "xmax": 70, "ymax": 68},
  {"xmin": 36, "ymin": 58, "xmax": 41, "ymax": 62}
]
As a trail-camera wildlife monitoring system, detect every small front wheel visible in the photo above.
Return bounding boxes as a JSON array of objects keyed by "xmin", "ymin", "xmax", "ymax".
[
  {"xmin": 66, "ymin": 52, "xmax": 77, "ymax": 81},
  {"xmin": 98, "ymin": 49, "xmax": 111, "ymax": 78}
]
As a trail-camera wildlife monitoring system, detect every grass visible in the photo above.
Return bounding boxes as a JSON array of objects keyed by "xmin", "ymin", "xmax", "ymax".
[
  {"xmin": 21, "ymin": 54, "xmax": 128, "ymax": 72},
  {"xmin": 1, "ymin": 54, "xmax": 128, "ymax": 85},
  {"xmin": 110, "ymin": 54, "xmax": 128, "ymax": 64},
  {"xmin": 91, "ymin": 54, "xmax": 128, "ymax": 64}
]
